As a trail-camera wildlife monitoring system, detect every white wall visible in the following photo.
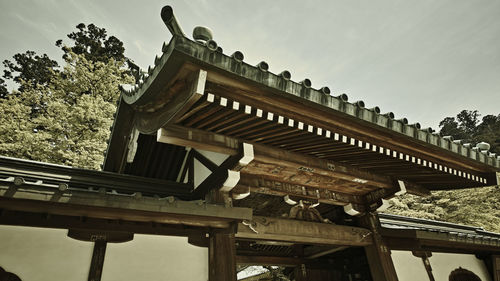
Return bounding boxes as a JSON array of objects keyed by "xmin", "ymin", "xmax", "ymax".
[
  {"xmin": 430, "ymin": 252, "xmax": 491, "ymax": 281},
  {"xmin": 0, "ymin": 225, "xmax": 93, "ymax": 281},
  {"xmin": 102, "ymin": 234, "xmax": 208, "ymax": 281},
  {"xmin": 193, "ymin": 149, "xmax": 229, "ymax": 187},
  {"xmin": 392, "ymin": 250, "xmax": 429, "ymax": 281},
  {"xmin": 0, "ymin": 225, "xmax": 208, "ymax": 281},
  {"xmin": 392, "ymin": 250, "xmax": 491, "ymax": 281}
]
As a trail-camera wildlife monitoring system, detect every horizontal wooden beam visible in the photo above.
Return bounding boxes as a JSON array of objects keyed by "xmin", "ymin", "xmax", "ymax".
[
  {"xmin": 0, "ymin": 184, "xmax": 252, "ymax": 229},
  {"xmin": 235, "ymin": 177, "xmax": 364, "ymax": 205},
  {"xmin": 304, "ymin": 246, "xmax": 349, "ymax": 259},
  {"xmin": 158, "ymin": 124, "xmax": 239, "ymax": 155},
  {"xmin": 0, "ymin": 209, "xmax": 211, "ymax": 237},
  {"xmin": 158, "ymin": 125, "xmax": 429, "ymax": 197},
  {"xmin": 236, "ymin": 216, "xmax": 372, "ymax": 246}
]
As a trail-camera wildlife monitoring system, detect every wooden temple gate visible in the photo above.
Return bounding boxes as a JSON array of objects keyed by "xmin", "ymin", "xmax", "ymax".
[{"xmin": 1, "ymin": 5, "xmax": 500, "ymax": 281}]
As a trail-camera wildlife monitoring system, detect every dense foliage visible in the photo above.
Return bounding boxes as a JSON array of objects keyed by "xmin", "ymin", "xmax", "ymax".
[
  {"xmin": 386, "ymin": 110, "xmax": 500, "ymax": 233},
  {"xmin": 0, "ymin": 52, "xmax": 133, "ymax": 169},
  {"xmin": 439, "ymin": 110, "xmax": 500, "ymax": 153},
  {"xmin": 0, "ymin": 24, "xmax": 134, "ymax": 169}
]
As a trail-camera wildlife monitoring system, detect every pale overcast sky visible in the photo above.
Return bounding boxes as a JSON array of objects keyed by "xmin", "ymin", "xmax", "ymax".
[{"xmin": 1, "ymin": 0, "xmax": 499, "ymax": 129}]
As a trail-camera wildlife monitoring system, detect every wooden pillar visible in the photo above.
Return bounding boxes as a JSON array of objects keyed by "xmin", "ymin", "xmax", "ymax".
[
  {"xmin": 493, "ymin": 255, "xmax": 500, "ymax": 281},
  {"xmin": 208, "ymin": 232, "xmax": 237, "ymax": 281},
  {"xmin": 359, "ymin": 213, "xmax": 398, "ymax": 281},
  {"xmin": 88, "ymin": 240, "xmax": 107, "ymax": 281}
]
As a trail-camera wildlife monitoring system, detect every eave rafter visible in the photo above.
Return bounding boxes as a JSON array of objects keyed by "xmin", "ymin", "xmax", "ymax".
[{"xmin": 173, "ymin": 88, "xmax": 491, "ymax": 188}]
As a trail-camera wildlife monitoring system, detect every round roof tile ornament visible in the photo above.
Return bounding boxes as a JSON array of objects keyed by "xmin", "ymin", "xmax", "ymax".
[
  {"xmin": 193, "ymin": 26, "xmax": 213, "ymax": 43},
  {"xmin": 476, "ymin": 141, "xmax": 490, "ymax": 151}
]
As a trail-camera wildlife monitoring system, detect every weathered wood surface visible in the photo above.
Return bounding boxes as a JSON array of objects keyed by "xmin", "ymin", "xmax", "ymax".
[
  {"xmin": 209, "ymin": 232, "xmax": 237, "ymax": 281},
  {"xmin": 234, "ymin": 177, "xmax": 364, "ymax": 205},
  {"xmin": 88, "ymin": 240, "xmax": 107, "ymax": 281},
  {"xmin": 493, "ymin": 255, "xmax": 500, "ymax": 281},
  {"xmin": 0, "ymin": 209, "xmax": 212, "ymax": 238},
  {"xmin": 158, "ymin": 125, "xmax": 430, "ymax": 197},
  {"xmin": 236, "ymin": 216, "xmax": 372, "ymax": 246},
  {"xmin": 359, "ymin": 214, "xmax": 398, "ymax": 281}
]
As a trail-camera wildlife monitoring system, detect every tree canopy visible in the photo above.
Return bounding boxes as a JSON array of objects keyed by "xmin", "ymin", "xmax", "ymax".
[
  {"xmin": 439, "ymin": 109, "xmax": 500, "ymax": 153},
  {"xmin": 56, "ymin": 23, "xmax": 140, "ymax": 80},
  {"xmin": 2, "ymin": 22, "xmax": 138, "ymax": 98},
  {"xmin": 0, "ymin": 23, "xmax": 134, "ymax": 169},
  {"xmin": 0, "ymin": 52, "xmax": 133, "ymax": 169},
  {"xmin": 2, "ymin": 51, "xmax": 59, "ymax": 92}
]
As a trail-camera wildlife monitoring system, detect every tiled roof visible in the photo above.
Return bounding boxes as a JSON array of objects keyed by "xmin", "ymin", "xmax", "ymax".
[
  {"xmin": 379, "ymin": 213, "xmax": 500, "ymax": 247},
  {"xmin": 118, "ymin": 6, "xmax": 499, "ymax": 170}
]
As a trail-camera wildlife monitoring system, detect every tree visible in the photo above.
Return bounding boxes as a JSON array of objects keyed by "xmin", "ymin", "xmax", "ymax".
[
  {"xmin": 56, "ymin": 23, "xmax": 125, "ymax": 63},
  {"xmin": 56, "ymin": 23, "xmax": 140, "ymax": 80},
  {"xmin": 0, "ymin": 52, "xmax": 133, "ymax": 169},
  {"xmin": 2, "ymin": 51, "xmax": 59, "ymax": 92},
  {"xmin": 439, "ymin": 110, "xmax": 500, "ymax": 153},
  {"xmin": 0, "ymin": 78, "xmax": 7, "ymax": 99},
  {"xmin": 2, "ymin": 23, "xmax": 139, "ymax": 98}
]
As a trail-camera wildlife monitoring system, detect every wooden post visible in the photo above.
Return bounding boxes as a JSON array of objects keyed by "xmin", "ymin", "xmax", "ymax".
[
  {"xmin": 88, "ymin": 240, "xmax": 107, "ymax": 281},
  {"xmin": 208, "ymin": 232, "xmax": 237, "ymax": 281},
  {"xmin": 358, "ymin": 213, "xmax": 398, "ymax": 281},
  {"xmin": 493, "ymin": 255, "xmax": 500, "ymax": 281},
  {"xmin": 413, "ymin": 251, "xmax": 435, "ymax": 281}
]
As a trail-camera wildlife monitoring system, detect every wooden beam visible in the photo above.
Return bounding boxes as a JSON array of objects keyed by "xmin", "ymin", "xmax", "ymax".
[
  {"xmin": 88, "ymin": 240, "xmax": 107, "ymax": 281},
  {"xmin": 209, "ymin": 232, "xmax": 237, "ymax": 281},
  {"xmin": 158, "ymin": 124, "xmax": 239, "ymax": 155},
  {"xmin": 0, "ymin": 209, "xmax": 211, "ymax": 238},
  {"xmin": 493, "ymin": 255, "xmax": 500, "ymax": 281},
  {"xmin": 251, "ymin": 144, "xmax": 394, "ymax": 190},
  {"xmin": 358, "ymin": 213, "xmax": 398, "ymax": 281},
  {"xmin": 236, "ymin": 216, "xmax": 372, "ymax": 246},
  {"xmin": 159, "ymin": 125, "xmax": 429, "ymax": 198},
  {"xmin": 0, "ymin": 186, "xmax": 252, "ymax": 229},
  {"xmin": 68, "ymin": 229, "xmax": 133, "ymax": 243},
  {"xmin": 191, "ymin": 153, "xmax": 243, "ymax": 200},
  {"xmin": 234, "ymin": 177, "xmax": 365, "ymax": 205},
  {"xmin": 305, "ymin": 246, "xmax": 349, "ymax": 259}
]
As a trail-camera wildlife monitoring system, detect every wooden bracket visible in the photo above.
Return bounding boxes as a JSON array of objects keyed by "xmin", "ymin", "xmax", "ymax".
[
  {"xmin": 395, "ymin": 180, "xmax": 407, "ymax": 195},
  {"xmin": 344, "ymin": 203, "xmax": 363, "ymax": 216},
  {"xmin": 191, "ymin": 143, "xmax": 254, "ymax": 199}
]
